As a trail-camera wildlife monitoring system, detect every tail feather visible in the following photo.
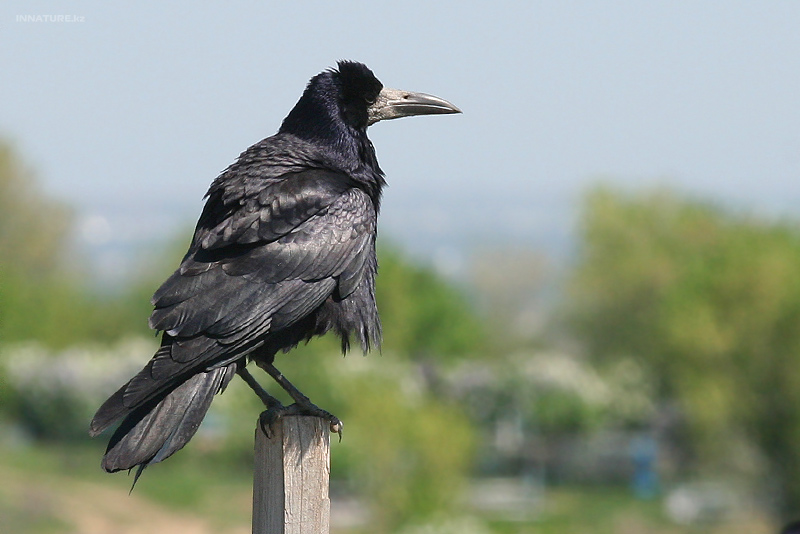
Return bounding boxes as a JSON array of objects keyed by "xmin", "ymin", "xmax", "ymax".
[
  {"xmin": 89, "ymin": 383, "xmax": 128, "ymax": 437},
  {"xmin": 89, "ymin": 345, "xmax": 174, "ymax": 438},
  {"xmin": 98, "ymin": 364, "xmax": 236, "ymax": 474}
]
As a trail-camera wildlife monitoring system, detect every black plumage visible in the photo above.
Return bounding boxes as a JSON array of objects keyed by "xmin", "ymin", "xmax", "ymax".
[{"xmin": 89, "ymin": 61, "xmax": 460, "ymax": 477}]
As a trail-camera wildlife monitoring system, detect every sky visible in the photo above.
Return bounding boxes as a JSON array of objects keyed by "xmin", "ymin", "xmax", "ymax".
[{"xmin": 1, "ymin": 2, "xmax": 799, "ymax": 281}]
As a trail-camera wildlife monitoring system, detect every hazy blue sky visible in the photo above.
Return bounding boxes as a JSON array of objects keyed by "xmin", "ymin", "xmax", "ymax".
[{"xmin": 2, "ymin": 2, "xmax": 799, "ymax": 278}]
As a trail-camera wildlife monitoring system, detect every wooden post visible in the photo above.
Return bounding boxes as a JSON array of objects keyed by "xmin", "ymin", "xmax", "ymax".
[{"xmin": 252, "ymin": 415, "xmax": 331, "ymax": 534}]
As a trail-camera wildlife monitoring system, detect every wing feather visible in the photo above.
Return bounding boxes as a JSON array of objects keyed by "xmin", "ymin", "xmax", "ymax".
[
  {"xmin": 144, "ymin": 171, "xmax": 375, "ymax": 383},
  {"xmin": 92, "ymin": 137, "xmax": 382, "ymax": 454}
]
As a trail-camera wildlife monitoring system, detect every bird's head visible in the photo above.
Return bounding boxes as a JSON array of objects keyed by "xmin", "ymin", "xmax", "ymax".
[
  {"xmin": 280, "ymin": 61, "xmax": 461, "ymax": 137},
  {"xmin": 336, "ymin": 61, "xmax": 461, "ymax": 128}
]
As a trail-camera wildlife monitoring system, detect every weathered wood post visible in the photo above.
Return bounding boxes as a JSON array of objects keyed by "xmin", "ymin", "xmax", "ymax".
[{"xmin": 252, "ymin": 415, "xmax": 331, "ymax": 534}]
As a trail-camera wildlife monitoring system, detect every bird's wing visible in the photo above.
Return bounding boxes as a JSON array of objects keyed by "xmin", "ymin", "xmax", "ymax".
[
  {"xmin": 194, "ymin": 168, "xmax": 355, "ymax": 251},
  {"xmin": 91, "ymin": 167, "xmax": 375, "ymax": 439},
  {"xmin": 152, "ymin": 168, "xmax": 374, "ymax": 343},
  {"xmin": 106, "ymin": 170, "xmax": 375, "ymax": 421}
]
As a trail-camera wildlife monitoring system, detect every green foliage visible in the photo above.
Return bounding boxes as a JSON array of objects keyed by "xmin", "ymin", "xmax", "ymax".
[
  {"xmin": 0, "ymin": 141, "xmax": 152, "ymax": 348},
  {"xmin": 0, "ymin": 339, "xmax": 157, "ymax": 441},
  {"xmin": 211, "ymin": 345, "xmax": 477, "ymax": 531},
  {"xmin": 376, "ymin": 246, "xmax": 485, "ymax": 361},
  {"xmin": 0, "ymin": 139, "xmax": 485, "ymax": 529},
  {"xmin": 330, "ymin": 355, "xmax": 474, "ymax": 531},
  {"xmin": 0, "ymin": 270, "xmax": 146, "ymax": 348},
  {"xmin": 194, "ymin": 246, "xmax": 485, "ymax": 531},
  {"xmin": 0, "ymin": 143, "xmax": 72, "ymax": 277},
  {"xmin": 0, "ymin": 141, "xmax": 73, "ymax": 346},
  {"xmin": 567, "ymin": 186, "xmax": 800, "ymax": 514}
]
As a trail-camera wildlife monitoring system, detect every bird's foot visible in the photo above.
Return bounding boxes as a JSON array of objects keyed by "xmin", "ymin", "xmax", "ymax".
[{"xmin": 258, "ymin": 402, "xmax": 343, "ymax": 441}]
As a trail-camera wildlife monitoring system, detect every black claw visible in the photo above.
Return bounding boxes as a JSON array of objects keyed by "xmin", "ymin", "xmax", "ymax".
[
  {"xmin": 331, "ymin": 420, "xmax": 343, "ymax": 442},
  {"xmin": 258, "ymin": 408, "xmax": 283, "ymax": 439},
  {"xmin": 257, "ymin": 402, "xmax": 343, "ymax": 441},
  {"xmin": 253, "ymin": 363, "xmax": 343, "ymax": 440},
  {"xmin": 302, "ymin": 405, "xmax": 343, "ymax": 441}
]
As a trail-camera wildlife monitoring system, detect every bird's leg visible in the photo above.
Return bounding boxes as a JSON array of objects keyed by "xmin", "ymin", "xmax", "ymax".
[
  {"xmin": 238, "ymin": 367, "xmax": 283, "ymax": 409},
  {"xmin": 255, "ymin": 361, "xmax": 343, "ymax": 441},
  {"xmin": 237, "ymin": 368, "xmax": 288, "ymax": 438}
]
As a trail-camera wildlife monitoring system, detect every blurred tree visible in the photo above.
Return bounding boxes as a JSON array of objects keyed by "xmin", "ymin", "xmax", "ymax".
[
  {"xmin": 180, "ymin": 246, "xmax": 484, "ymax": 531},
  {"xmin": 209, "ymin": 350, "xmax": 475, "ymax": 533},
  {"xmin": 0, "ymin": 141, "xmax": 77, "ymax": 346},
  {"xmin": 0, "ymin": 139, "xmax": 484, "ymax": 527},
  {"xmin": 376, "ymin": 246, "xmax": 485, "ymax": 363},
  {"xmin": 566, "ymin": 186, "xmax": 800, "ymax": 517},
  {"xmin": 0, "ymin": 143, "xmax": 72, "ymax": 275},
  {"xmin": 0, "ymin": 141, "xmax": 152, "ymax": 347},
  {"xmin": 471, "ymin": 248, "xmax": 550, "ymax": 348}
]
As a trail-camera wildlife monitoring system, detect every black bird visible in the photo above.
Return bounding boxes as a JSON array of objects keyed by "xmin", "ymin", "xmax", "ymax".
[{"xmin": 89, "ymin": 61, "xmax": 460, "ymax": 477}]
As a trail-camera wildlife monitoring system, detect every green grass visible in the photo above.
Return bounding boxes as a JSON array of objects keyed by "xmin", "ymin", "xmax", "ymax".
[
  {"xmin": 0, "ymin": 500, "xmax": 68, "ymax": 534},
  {"xmin": 0, "ymin": 440, "xmax": 777, "ymax": 534},
  {"xmin": 0, "ymin": 440, "xmax": 253, "ymax": 533},
  {"xmin": 484, "ymin": 486, "xmax": 665, "ymax": 534}
]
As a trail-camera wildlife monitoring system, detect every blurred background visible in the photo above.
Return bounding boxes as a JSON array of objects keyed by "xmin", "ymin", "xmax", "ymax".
[{"xmin": 1, "ymin": 2, "xmax": 799, "ymax": 533}]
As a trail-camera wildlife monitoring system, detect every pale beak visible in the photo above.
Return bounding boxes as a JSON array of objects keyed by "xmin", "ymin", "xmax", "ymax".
[{"xmin": 367, "ymin": 87, "xmax": 462, "ymax": 125}]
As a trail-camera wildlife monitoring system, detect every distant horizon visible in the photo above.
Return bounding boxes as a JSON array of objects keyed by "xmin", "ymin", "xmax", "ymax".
[{"xmin": 3, "ymin": 2, "xmax": 798, "ymax": 282}]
